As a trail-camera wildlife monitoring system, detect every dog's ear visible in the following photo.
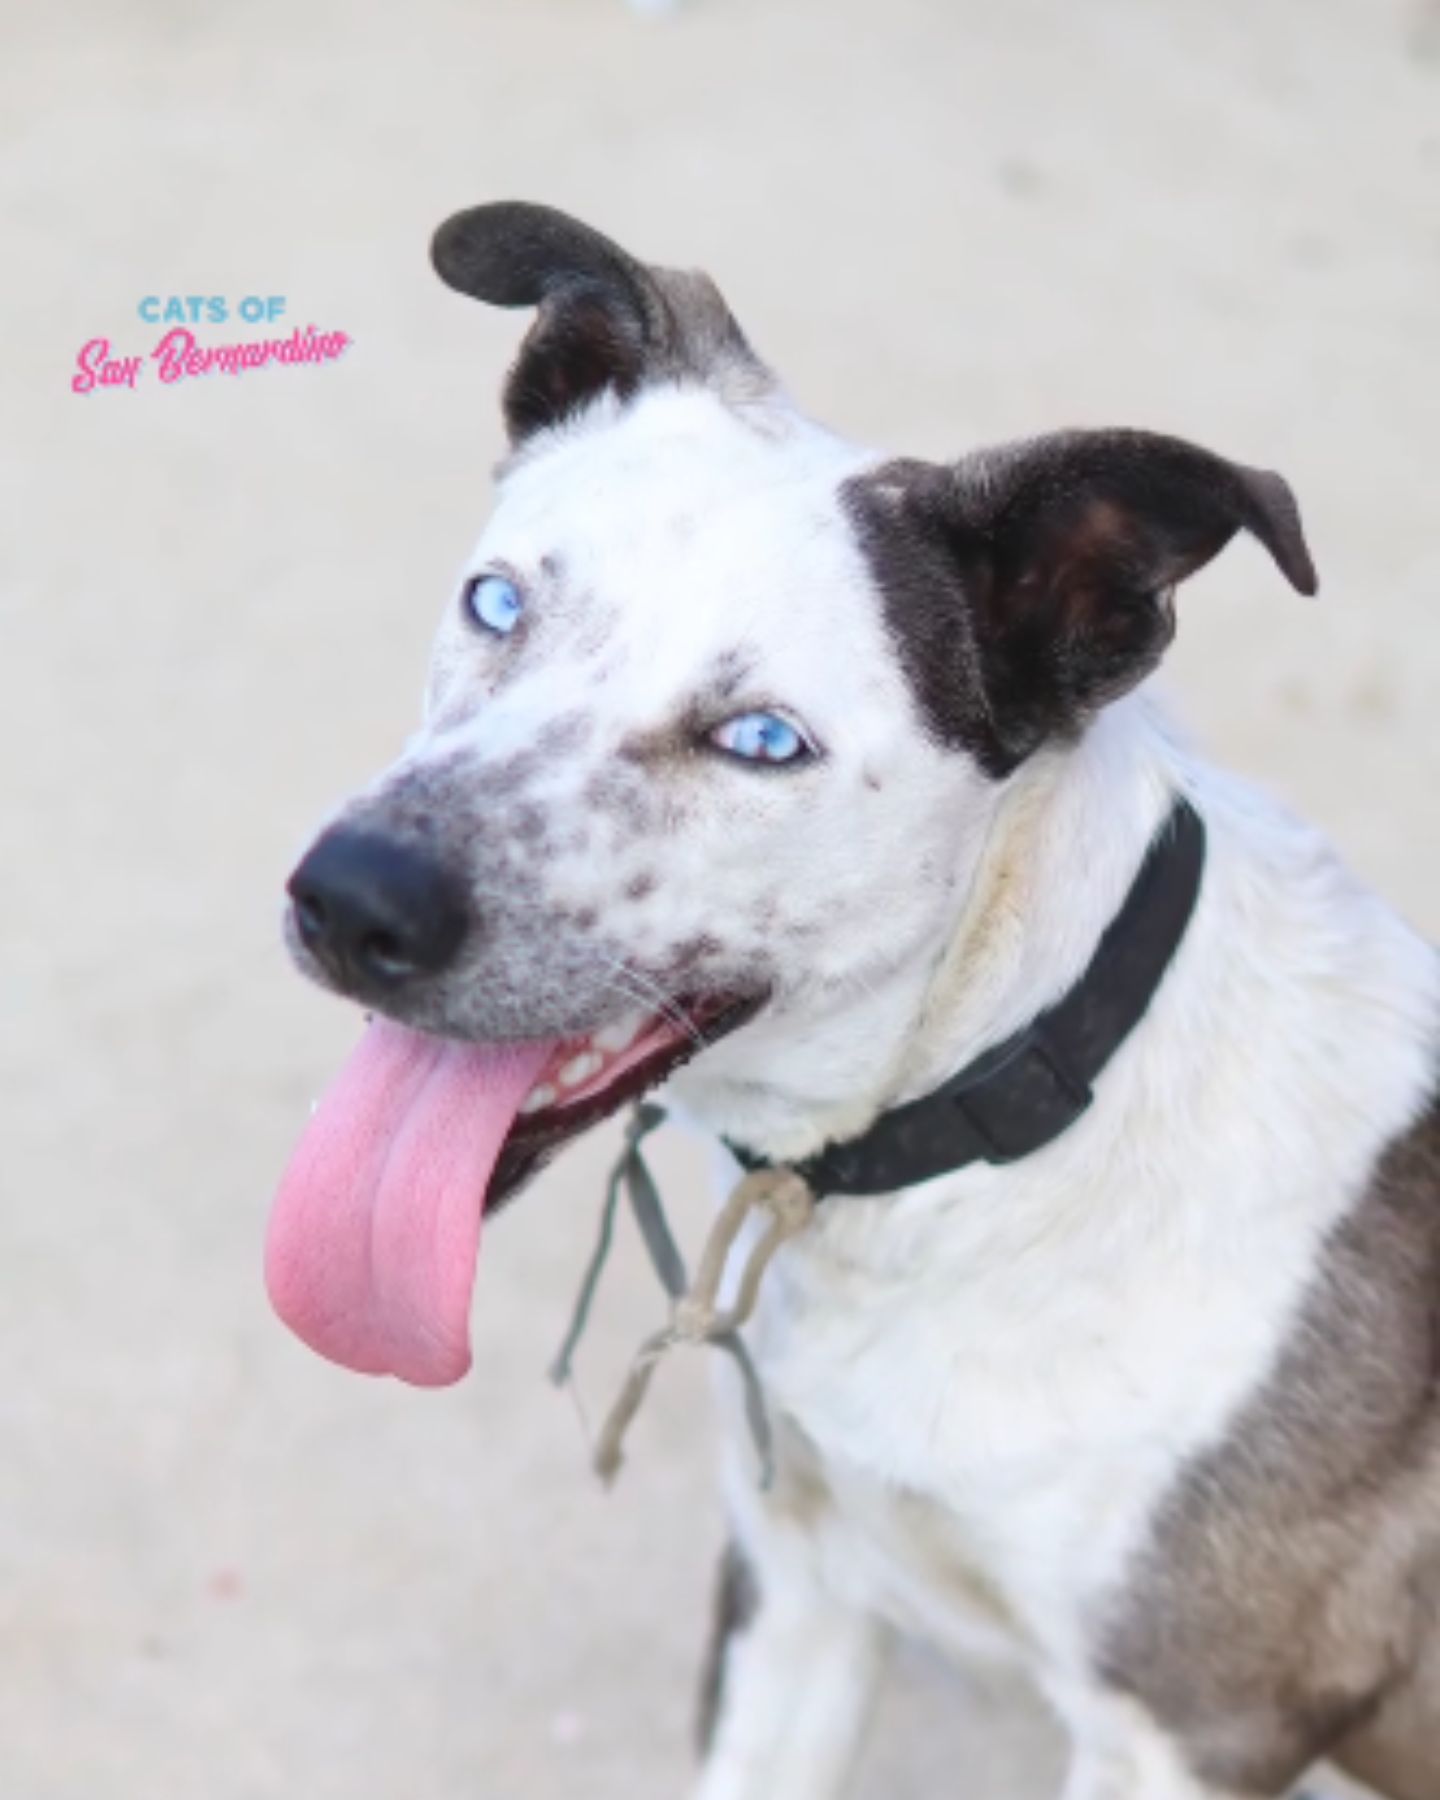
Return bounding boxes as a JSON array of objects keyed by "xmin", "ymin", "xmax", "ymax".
[
  {"xmin": 847, "ymin": 429, "xmax": 1317, "ymax": 775},
  {"xmin": 431, "ymin": 201, "xmax": 765, "ymax": 444}
]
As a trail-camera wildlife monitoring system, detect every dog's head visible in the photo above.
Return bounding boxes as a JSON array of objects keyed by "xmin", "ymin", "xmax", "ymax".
[{"xmin": 268, "ymin": 202, "xmax": 1316, "ymax": 1386}]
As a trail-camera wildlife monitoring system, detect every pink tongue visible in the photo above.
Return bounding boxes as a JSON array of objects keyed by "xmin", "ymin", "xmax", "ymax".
[{"xmin": 265, "ymin": 1019, "xmax": 555, "ymax": 1386}]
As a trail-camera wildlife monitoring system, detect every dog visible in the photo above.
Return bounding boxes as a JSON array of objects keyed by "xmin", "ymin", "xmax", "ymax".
[{"xmin": 267, "ymin": 203, "xmax": 1439, "ymax": 1799}]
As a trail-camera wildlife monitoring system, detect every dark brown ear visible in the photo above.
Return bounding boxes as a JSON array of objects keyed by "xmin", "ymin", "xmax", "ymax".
[
  {"xmin": 845, "ymin": 429, "xmax": 1317, "ymax": 776},
  {"xmin": 431, "ymin": 201, "xmax": 764, "ymax": 444}
]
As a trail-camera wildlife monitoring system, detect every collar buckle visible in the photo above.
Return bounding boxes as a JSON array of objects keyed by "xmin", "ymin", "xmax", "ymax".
[{"xmin": 947, "ymin": 1026, "xmax": 1093, "ymax": 1164}]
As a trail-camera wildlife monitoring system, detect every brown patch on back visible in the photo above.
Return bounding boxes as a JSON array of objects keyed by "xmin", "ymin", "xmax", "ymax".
[
  {"xmin": 1099, "ymin": 1085, "xmax": 1440, "ymax": 1796},
  {"xmin": 1335, "ymin": 1608, "xmax": 1440, "ymax": 1800}
]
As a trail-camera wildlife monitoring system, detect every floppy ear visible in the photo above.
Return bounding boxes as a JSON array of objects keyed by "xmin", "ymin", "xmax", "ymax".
[
  {"xmin": 846, "ymin": 429, "xmax": 1318, "ymax": 775},
  {"xmin": 431, "ymin": 201, "xmax": 764, "ymax": 444}
]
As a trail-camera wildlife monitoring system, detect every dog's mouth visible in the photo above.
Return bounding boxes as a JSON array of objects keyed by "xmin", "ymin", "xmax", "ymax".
[
  {"xmin": 264, "ymin": 991, "xmax": 759, "ymax": 1388},
  {"xmin": 489, "ymin": 991, "xmax": 762, "ymax": 1213}
]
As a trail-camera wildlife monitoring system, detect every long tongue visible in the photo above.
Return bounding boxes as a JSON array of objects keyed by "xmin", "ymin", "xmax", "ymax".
[{"xmin": 265, "ymin": 1019, "xmax": 554, "ymax": 1386}]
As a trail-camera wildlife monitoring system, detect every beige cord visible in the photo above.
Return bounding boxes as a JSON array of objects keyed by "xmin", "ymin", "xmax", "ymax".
[{"xmin": 593, "ymin": 1168, "xmax": 815, "ymax": 1485}]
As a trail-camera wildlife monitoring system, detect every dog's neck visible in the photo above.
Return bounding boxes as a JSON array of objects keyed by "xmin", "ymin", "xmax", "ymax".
[{"xmin": 667, "ymin": 694, "xmax": 1188, "ymax": 1162}]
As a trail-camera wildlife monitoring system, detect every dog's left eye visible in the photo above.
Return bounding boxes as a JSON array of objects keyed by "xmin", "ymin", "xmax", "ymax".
[
  {"xmin": 463, "ymin": 573, "xmax": 524, "ymax": 637},
  {"xmin": 710, "ymin": 711, "xmax": 812, "ymax": 766}
]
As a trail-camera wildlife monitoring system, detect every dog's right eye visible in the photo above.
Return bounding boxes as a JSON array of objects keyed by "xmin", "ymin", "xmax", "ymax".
[{"xmin": 463, "ymin": 573, "xmax": 524, "ymax": 637}]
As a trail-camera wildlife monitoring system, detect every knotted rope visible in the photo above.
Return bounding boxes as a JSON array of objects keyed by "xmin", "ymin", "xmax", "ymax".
[{"xmin": 550, "ymin": 1104, "xmax": 815, "ymax": 1488}]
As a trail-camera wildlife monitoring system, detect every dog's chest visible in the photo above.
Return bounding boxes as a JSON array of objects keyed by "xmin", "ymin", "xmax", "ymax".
[
  {"xmin": 730, "ymin": 1161, "xmax": 1343, "ymax": 1670},
  {"xmin": 765, "ymin": 1428, "xmax": 1041, "ymax": 1667}
]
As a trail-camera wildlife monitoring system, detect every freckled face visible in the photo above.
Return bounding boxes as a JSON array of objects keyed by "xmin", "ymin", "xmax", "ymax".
[{"xmin": 318, "ymin": 388, "xmax": 994, "ymax": 1043}]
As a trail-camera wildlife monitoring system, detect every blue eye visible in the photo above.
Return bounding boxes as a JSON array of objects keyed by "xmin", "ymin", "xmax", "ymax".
[
  {"xmin": 464, "ymin": 573, "xmax": 524, "ymax": 636},
  {"xmin": 710, "ymin": 711, "xmax": 813, "ymax": 766}
]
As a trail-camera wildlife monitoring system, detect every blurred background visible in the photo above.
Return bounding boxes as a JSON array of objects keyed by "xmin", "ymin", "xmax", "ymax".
[{"xmin": 2, "ymin": 1, "xmax": 1436, "ymax": 1795}]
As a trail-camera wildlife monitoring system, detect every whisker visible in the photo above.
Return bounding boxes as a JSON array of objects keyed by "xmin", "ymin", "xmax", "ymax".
[{"xmin": 593, "ymin": 954, "xmax": 708, "ymax": 1052}]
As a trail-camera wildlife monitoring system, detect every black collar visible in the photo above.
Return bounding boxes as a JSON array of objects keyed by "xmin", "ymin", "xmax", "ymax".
[{"xmin": 728, "ymin": 797, "xmax": 1206, "ymax": 1199}]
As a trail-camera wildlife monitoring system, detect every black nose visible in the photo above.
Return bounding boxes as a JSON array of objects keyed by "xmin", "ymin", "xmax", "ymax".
[{"xmin": 287, "ymin": 829, "xmax": 469, "ymax": 989}]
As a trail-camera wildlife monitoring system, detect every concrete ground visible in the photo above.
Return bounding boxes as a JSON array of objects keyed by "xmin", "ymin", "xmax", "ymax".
[{"xmin": 2, "ymin": 1, "xmax": 1436, "ymax": 1795}]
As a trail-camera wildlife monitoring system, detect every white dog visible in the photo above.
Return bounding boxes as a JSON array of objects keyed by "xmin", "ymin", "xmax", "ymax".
[{"xmin": 267, "ymin": 204, "xmax": 1438, "ymax": 1800}]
